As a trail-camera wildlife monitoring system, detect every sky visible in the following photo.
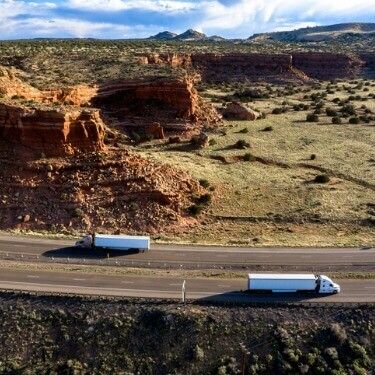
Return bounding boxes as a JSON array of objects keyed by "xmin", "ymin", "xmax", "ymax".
[{"xmin": 0, "ymin": 0, "xmax": 374, "ymax": 40}]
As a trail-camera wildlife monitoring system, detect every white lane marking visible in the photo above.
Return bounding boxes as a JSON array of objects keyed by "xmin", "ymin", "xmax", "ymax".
[
  {"xmin": 342, "ymin": 256, "xmax": 355, "ymax": 258},
  {"xmin": 73, "ymin": 278, "xmax": 86, "ymax": 281},
  {"xmin": 27, "ymin": 275, "xmax": 40, "ymax": 279},
  {"xmin": 217, "ymin": 255, "xmax": 228, "ymax": 258},
  {"xmin": 364, "ymin": 286, "xmax": 375, "ymax": 289},
  {"xmin": 217, "ymin": 284, "xmax": 231, "ymax": 288},
  {"xmin": 121, "ymin": 281, "xmax": 135, "ymax": 284},
  {"xmin": 13, "ymin": 245, "xmax": 28, "ymax": 248},
  {"xmin": 301, "ymin": 255, "xmax": 312, "ymax": 258},
  {"xmin": 169, "ymin": 283, "xmax": 182, "ymax": 286}
]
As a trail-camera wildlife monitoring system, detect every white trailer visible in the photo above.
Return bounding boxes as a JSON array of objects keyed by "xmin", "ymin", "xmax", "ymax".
[
  {"xmin": 75, "ymin": 233, "xmax": 150, "ymax": 252},
  {"xmin": 247, "ymin": 273, "xmax": 340, "ymax": 294}
]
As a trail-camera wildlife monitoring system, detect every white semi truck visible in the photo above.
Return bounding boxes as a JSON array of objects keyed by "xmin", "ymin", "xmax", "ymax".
[
  {"xmin": 75, "ymin": 233, "xmax": 150, "ymax": 252},
  {"xmin": 247, "ymin": 273, "xmax": 340, "ymax": 294}
]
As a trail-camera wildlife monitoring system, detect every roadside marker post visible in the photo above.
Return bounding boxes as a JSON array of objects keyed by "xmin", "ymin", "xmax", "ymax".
[{"xmin": 182, "ymin": 280, "xmax": 186, "ymax": 303}]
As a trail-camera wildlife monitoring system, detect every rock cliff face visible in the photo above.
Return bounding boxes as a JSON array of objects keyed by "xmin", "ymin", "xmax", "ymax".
[
  {"xmin": 292, "ymin": 53, "xmax": 365, "ymax": 80},
  {"xmin": 92, "ymin": 77, "xmax": 220, "ymax": 131},
  {"xmin": 139, "ymin": 52, "xmax": 375, "ymax": 82},
  {"xmin": 192, "ymin": 53, "xmax": 309, "ymax": 83},
  {"xmin": 0, "ymin": 67, "xmax": 219, "ymax": 156},
  {"xmin": 139, "ymin": 53, "xmax": 192, "ymax": 68},
  {"xmin": 359, "ymin": 53, "xmax": 375, "ymax": 78},
  {"xmin": 0, "ymin": 104, "xmax": 106, "ymax": 157}
]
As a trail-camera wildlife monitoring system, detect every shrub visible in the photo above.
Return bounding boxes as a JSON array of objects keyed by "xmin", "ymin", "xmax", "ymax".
[
  {"xmin": 314, "ymin": 174, "xmax": 330, "ymax": 183},
  {"xmin": 326, "ymin": 108, "xmax": 338, "ymax": 117},
  {"xmin": 262, "ymin": 126, "xmax": 273, "ymax": 132},
  {"xmin": 349, "ymin": 117, "xmax": 360, "ymax": 124},
  {"xmin": 239, "ymin": 127, "xmax": 249, "ymax": 134},
  {"xmin": 131, "ymin": 131, "xmax": 141, "ymax": 144},
  {"xmin": 197, "ymin": 193, "xmax": 212, "ymax": 204},
  {"xmin": 310, "ymin": 154, "xmax": 317, "ymax": 160},
  {"xmin": 188, "ymin": 204, "xmax": 204, "ymax": 216},
  {"xmin": 306, "ymin": 113, "xmax": 319, "ymax": 122},
  {"xmin": 272, "ymin": 107, "xmax": 283, "ymax": 115},
  {"xmin": 243, "ymin": 153, "xmax": 256, "ymax": 162},
  {"xmin": 234, "ymin": 139, "xmax": 250, "ymax": 149},
  {"xmin": 199, "ymin": 179, "xmax": 210, "ymax": 188},
  {"xmin": 341, "ymin": 104, "xmax": 356, "ymax": 116},
  {"xmin": 332, "ymin": 116, "xmax": 342, "ymax": 124}
]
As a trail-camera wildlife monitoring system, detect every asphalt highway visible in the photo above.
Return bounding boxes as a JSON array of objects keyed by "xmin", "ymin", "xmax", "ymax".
[
  {"xmin": 0, "ymin": 235, "xmax": 373, "ymax": 302},
  {"xmin": 0, "ymin": 268, "xmax": 374, "ymax": 302},
  {"xmin": 0, "ymin": 235, "xmax": 374, "ymax": 270}
]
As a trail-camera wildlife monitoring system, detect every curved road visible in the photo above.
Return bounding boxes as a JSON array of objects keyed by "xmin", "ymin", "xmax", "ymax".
[{"xmin": 0, "ymin": 235, "xmax": 373, "ymax": 302}]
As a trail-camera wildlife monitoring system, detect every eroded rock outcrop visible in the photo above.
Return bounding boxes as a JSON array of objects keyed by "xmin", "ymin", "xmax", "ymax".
[
  {"xmin": 292, "ymin": 53, "xmax": 365, "ymax": 80},
  {"xmin": 92, "ymin": 77, "xmax": 220, "ymax": 132},
  {"xmin": 0, "ymin": 104, "xmax": 106, "ymax": 157},
  {"xmin": 139, "ymin": 52, "xmax": 374, "ymax": 82},
  {"xmin": 0, "ymin": 67, "xmax": 219, "ymax": 155},
  {"xmin": 139, "ymin": 53, "xmax": 192, "ymax": 68},
  {"xmin": 222, "ymin": 102, "xmax": 259, "ymax": 121},
  {"xmin": 192, "ymin": 53, "xmax": 308, "ymax": 83}
]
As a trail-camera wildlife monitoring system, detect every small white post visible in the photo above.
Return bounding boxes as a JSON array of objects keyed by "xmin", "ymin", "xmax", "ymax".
[{"xmin": 182, "ymin": 280, "xmax": 186, "ymax": 303}]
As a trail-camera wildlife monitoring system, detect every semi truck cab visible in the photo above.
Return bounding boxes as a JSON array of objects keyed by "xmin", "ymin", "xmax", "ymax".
[
  {"xmin": 75, "ymin": 235, "xmax": 93, "ymax": 248},
  {"xmin": 317, "ymin": 275, "xmax": 341, "ymax": 294}
]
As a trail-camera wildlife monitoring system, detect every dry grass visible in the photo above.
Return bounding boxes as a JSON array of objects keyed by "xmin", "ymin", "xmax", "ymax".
[{"xmin": 137, "ymin": 80, "xmax": 375, "ymax": 246}]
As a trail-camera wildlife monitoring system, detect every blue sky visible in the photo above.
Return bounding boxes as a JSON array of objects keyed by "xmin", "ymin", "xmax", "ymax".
[{"xmin": 0, "ymin": 0, "xmax": 374, "ymax": 39}]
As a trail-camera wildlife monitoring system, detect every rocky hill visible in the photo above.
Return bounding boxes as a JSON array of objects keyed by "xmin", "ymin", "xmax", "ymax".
[
  {"xmin": 149, "ymin": 29, "xmax": 224, "ymax": 42},
  {"xmin": 250, "ymin": 22, "xmax": 375, "ymax": 42},
  {"xmin": 0, "ymin": 66, "xmax": 221, "ymax": 234},
  {"xmin": 149, "ymin": 31, "xmax": 177, "ymax": 40}
]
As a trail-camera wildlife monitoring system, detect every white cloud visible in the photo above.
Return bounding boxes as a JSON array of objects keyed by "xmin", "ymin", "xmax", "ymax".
[
  {"xmin": 0, "ymin": 0, "xmax": 374, "ymax": 39},
  {"xmin": 66, "ymin": 0, "xmax": 198, "ymax": 13},
  {"xmin": 195, "ymin": 0, "xmax": 375, "ymax": 36}
]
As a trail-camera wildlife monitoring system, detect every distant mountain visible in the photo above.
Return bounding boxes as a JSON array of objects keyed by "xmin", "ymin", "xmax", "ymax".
[
  {"xmin": 174, "ymin": 29, "xmax": 207, "ymax": 41},
  {"xmin": 249, "ymin": 23, "xmax": 375, "ymax": 42},
  {"xmin": 148, "ymin": 29, "xmax": 226, "ymax": 42},
  {"xmin": 207, "ymin": 35, "xmax": 226, "ymax": 42},
  {"xmin": 149, "ymin": 31, "xmax": 177, "ymax": 40}
]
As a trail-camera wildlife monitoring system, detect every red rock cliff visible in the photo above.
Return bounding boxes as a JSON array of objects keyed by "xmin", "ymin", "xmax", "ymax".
[
  {"xmin": 92, "ymin": 77, "xmax": 220, "ymax": 130},
  {"xmin": 292, "ymin": 53, "xmax": 365, "ymax": 80},
  {"xmin": 0, "ymin": 104, "xmax": 105, "ymax": 157}
]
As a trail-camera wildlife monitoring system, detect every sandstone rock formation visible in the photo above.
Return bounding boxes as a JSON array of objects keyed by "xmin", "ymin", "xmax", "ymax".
[
  {"xmin": 292, "ymin": 53, "xmax": 365, "ymax": 80},
  {"xmin": 0, "ymin": 66, "xmax": 219, "ymax": 156},
  {"xmin": 92, "ymin": 77, "xmax": 220, "ymax": 132},
  {"xmin": 192, "ymin": 53, "xmax": 309, "ymax": 84},
  {"xmin": 222, "ymin": 102, "xmax": 259, "ymax": 121},
  {"xmin": 0, "ymin": 104, "xmax": 105, "ymax": 157},
  {"xmin": 139, "ymin": 52, "xmax": 375, "ymax": 82},
  {"xmin": 139, "ymin": 53, "xmax": 192, "ymax": 68}
]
